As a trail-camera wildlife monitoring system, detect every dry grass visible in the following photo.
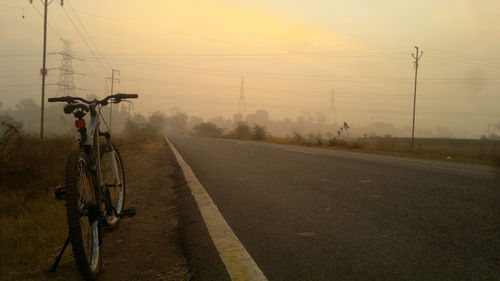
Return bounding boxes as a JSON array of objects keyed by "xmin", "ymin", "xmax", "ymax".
[
  {"xmin": 0, "ymin": 134, "xmax": 81, "ymax": 281},
  {"xmin": 0, "ymin": 132, "xmax": 189, "ymax": 281},
  {"xmin": 264, "ymin": 135, "xmax": 500, "ymax": 165},
  {"xmin": 0, "ymin": 191, "xmax": 79, "ymax": 281},
  {"xmin": 0, "ymin": 136, "xmax": 75, "ymax": 190}
]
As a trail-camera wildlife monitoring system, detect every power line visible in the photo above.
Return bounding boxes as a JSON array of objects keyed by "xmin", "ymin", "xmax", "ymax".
[
  {"xmin": 425, "ymin": 48, "xmax": 500, "ymax": 64},
  {"xmin": 81, "ymin": 60, "xmax": 103, "ymax": 78},
  {"xmin": 4, "ymin": 52, "xmax": 500, "ymax": 85},
  {"xmin": 112, "ymin": 60, "xmax": 500, "ymax": 83},
  {"xmin": 120, "ymin": 76, "xmax": 500, "ymax": 99},
  {"xmin": 61, "ymin": 5, "xmax": 110, "ymax": 75},
  {"xmin": 28, "ymin": 1, "xmax": 62, "ymax": 39},
  {"xmin": 425, "ymin": 54, "xmax": 500, "ymax": 71},
  {"xmin": 143, "ymin": 97, "xmax": 500, "ymax": 117},
  {"xmin": 65, "ymin": 0, "xmax": 112, "ymax": 70}
]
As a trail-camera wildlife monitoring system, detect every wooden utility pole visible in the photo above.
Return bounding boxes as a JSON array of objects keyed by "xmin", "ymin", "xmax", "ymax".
[
  {"xmin": 40, "ymin": 0, "xmax": 48, "ymax": 139},
  {"xmin": 411, "ymin": 46, "xmax": 423, "ymax": 150},
  {"xmin": 32, "ymin": 0, "xmax": 64, "ymax": 139}
]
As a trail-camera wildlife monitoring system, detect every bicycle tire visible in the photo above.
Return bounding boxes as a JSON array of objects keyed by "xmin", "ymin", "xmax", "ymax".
[
  {"xmin": 65, "ymin": 150, "xmax": 102, "ymax": 280},
  {"xmin": 101, "ymin": 143, "xmax": 126, "ymax": 230}
]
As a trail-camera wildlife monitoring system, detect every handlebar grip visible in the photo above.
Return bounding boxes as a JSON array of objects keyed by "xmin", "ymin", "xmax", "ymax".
[
  {"xmin": 115, "ymin": 93, "xmax": 138, "ymax": 99},
  {"xmin": 48, "ymin": 96, "xmax": 70, "ymax": 102}
]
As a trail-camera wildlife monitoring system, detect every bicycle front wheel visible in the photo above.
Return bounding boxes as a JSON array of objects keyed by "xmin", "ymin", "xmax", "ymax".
[
  {"xmin": 65, "ymin": 150, "xmax": 102, "ymax": 280},
  {"xmin": 100, "ymin": 144, "xmax": 126, "ymax": 229}
]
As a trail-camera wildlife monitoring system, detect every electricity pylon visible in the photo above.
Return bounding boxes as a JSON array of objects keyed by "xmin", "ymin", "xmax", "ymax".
[
  {"xmin": 329, "ymin": 88, "xmax": 336, "ymax": 124},
  {"xmin": 238, "ymin": 76, "xmax": 247, "ymax": 117},
  {"xmin": 49, "ymin": 38, "xmax": 84, "ymax": 97}
]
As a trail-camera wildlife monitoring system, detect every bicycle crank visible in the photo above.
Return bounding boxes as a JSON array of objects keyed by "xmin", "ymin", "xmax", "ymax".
[{"xmin": 118, "ymin": 207, "xmax": 136, "ymax": 218}]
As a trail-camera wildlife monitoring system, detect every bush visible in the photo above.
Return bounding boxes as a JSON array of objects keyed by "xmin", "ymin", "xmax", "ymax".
[
  {"xmin": 252, "ymin": 125, "xmax": 267, "ymax": 140},
  {"xmin": 348, "ymin": 141, "xmax": 363, "ymax": 149},
  {"xmin": 123, "ymin": 119, "xmax": 157, "ymax": 138},
  {"xmin": 232, "ymin": 122, "xmax": 252, "ymax": 139},
  {"xmin": 291, "ymin": 132, "xmax": 304, "ymax": 144},
  {"xmin": 306, "ymin": 132, "xmax": 323, "ymax": 146},
  {"xmin": 0, "ymin": 124, "xmax": 74, "ymax": 191},
  {"xmin": 326, "ymin": 136, "xmax": 348, "ymax": 147},
  {"xmin": 148, "ymin": 111, "xmax": 167, "ymax": 132},
  {"xmin": 191, "ymin": 122, "xmax": 224, "ymax": 137}
]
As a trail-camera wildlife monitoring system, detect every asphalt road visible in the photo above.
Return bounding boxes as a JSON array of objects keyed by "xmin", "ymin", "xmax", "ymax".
[{"xmin": 169, "ymin": 135, "xmax": 500, "ymax": 281}]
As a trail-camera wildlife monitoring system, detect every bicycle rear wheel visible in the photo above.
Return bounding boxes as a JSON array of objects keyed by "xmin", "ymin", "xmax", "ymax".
[
  {"xmin": 65, "ymin": 150, "xmax": 102, "ymax": 280},
  {"xmin": 100, "ymin": 144, "xmax": 126, "ymax": 229}
]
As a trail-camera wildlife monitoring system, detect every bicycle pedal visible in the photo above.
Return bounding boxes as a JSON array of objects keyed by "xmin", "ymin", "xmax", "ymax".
[
  {"xmin": 118, "ymin": 208, "xmax": 136, "ymax": 218},
  {"xmin": 54, "ymin": 186, "xmax": 66, "ymax": 200}
]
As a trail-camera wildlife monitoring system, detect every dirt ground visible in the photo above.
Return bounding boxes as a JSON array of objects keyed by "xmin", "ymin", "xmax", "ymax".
[
  {"xmin": 13, "ymin": 136, "xmax": 192, "ymax": 281},
  {"xmin": 97, "ymin": 136, "xmax": 190, "ymax": 281}
]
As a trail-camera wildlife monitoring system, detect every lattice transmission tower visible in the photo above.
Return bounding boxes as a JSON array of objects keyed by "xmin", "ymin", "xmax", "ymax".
[
  {"xmin": 329, "ymin": 88, "xmax": 336, "ymax": 124},
  {"xmin": 49, "ymin": 38, "xmax": 84, "ymax": 97},
  {"xmin": 238, "ymin": 76, "xmax": 247, "ymax": 117}
]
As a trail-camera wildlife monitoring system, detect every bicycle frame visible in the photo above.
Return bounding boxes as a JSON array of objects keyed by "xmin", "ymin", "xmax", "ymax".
[{"xmin": 77, "ymin": 103, "xmax": 118, "ymax": 221}]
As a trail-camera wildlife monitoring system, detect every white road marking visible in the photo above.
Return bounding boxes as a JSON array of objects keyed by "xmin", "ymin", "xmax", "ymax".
[
  {"xmin": 283, "ymin": 149, "xmax": 318, "ymax": 155},
  {"xmin": 166, "ymin": 137, "xmax": 268, "ymax": 281}
]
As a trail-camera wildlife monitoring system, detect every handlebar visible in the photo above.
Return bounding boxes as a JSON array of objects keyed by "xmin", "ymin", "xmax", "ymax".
[
  {"xmin": 48, "ymin": 93, "xmax": 139, "ymax": 105},
  {"xmin": 48, "ymin": 96, "xmax": 92, "ymax": 103}
]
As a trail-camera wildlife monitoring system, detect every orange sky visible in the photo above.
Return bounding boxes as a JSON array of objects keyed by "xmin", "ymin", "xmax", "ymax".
[{"xmin": 1, "ymin": 0, "xmax": 499, "ymax": 137}]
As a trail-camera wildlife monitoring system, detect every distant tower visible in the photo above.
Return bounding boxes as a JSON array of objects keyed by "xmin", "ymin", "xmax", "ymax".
[
  {"xmin": 329, "ymin": 88, "xmax": 336, "ymax": 124},
  {"xmin": 238, "ymin": 76, "xmax": 247, "ymax": 117},
  {"xmin": 52, "ymin": 38, "xmax": 83, "ymax": 96}
]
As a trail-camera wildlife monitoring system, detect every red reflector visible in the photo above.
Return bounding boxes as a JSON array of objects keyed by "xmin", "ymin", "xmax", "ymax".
[{"xmin": 75, "ymin": 119, "xmax": 86, "ymax": 128}]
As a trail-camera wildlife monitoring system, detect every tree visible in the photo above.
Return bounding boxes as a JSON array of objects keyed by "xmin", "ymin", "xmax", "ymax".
[
  {"xmin": 252, "ymin": 124, "xmax": 267, "ymax": 140},
  {"xmin": 188, "ymin": 116, "xmax": 204, "ymax": 130},
  {"xmin": 191, "ymin": 122, "xmax": 223, "ymax": 137},
  {"xmin": 165, "ymin": 112, "xmax": 188, "ymax": 133},
  {"xmin": 233, "ymin": 122, "xmax": 252, "ymax": 139},
  {"xmin": 148, "ymin": 111, "xmax": 167, "ymax": 132}
]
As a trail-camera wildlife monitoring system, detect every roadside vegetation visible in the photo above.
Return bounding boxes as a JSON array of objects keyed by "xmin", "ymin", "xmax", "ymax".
[
  {"xmin": 0, "ymin": 121, "xmax": 78, "ymax": 281},
  {"xmin": 2, "ymin": 99, "xmax": 499, "ymax": 165},
  {"xmin": 0, "ymin": 113, "xmax": 188, "ymax": 281},
  {"xmin": 190, "ymin": 120, "xmax": 500, "ymax": 165}
]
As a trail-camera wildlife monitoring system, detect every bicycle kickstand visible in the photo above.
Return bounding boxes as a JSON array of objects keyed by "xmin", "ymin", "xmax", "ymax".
[{"xmin": 50, "ymin": 235, "xmax": 71, "ymax": 272}]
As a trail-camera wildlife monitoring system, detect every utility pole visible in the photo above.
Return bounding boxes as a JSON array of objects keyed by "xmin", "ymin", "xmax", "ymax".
[
  {"xmin": 329, "ymin": 88, "xmax": 336, "ymax": 124},
  {"xmin": 238, "ymin": 76, "xmax": 247, "ymax": 117},
  {"xmin": 31, "ymin": 0, "xmax": 64, "ymax": 139},
  {"xmin": 411, "ymin": 46, "xmax": 423, "ymax": 150},
  {"xmin": 106, "ymin": 69, "xmax": 120, "ymax": 132}
]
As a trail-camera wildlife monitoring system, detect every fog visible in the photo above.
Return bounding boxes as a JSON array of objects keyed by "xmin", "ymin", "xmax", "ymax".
[{"xmin": 1, "ymin": 0, "xmax": 499, "ymax": 138}]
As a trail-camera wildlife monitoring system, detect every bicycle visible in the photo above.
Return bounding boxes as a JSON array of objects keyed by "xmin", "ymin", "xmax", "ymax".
[{"xmin": 48, "ymin": 93, "xmax": 138, "ymax": 281}]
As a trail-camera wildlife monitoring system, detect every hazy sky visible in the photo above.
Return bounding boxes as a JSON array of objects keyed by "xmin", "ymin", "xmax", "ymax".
[{"xmin": 1, "ymin": 0, "xmax": 499, "ymax": 137}]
